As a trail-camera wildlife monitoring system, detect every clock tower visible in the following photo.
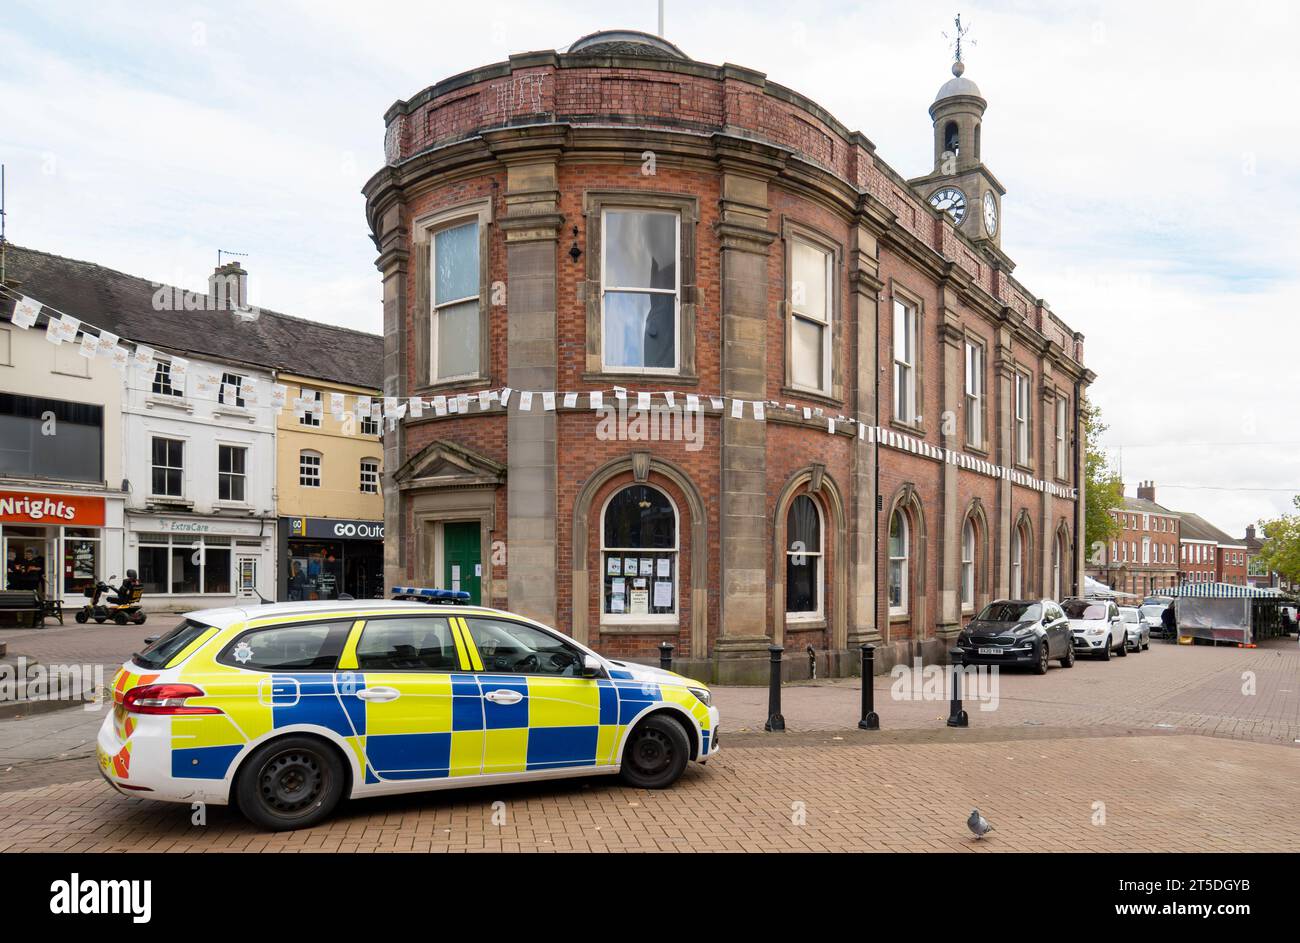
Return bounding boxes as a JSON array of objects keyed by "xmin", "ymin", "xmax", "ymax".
[{"xmin": 908, "ymin": 59, "xmax": 1007, "ymax": 256}]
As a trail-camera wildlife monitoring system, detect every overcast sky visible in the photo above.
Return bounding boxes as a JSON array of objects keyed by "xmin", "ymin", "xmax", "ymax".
[{"xmin": 3, "ymin": 0, "xmax": 1296, "ymax": 535}]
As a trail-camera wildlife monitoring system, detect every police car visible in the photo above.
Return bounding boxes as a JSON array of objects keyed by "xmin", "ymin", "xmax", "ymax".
[{"xmin": 97, "ymin": 589, "xmax": 719, "ymax": 830}]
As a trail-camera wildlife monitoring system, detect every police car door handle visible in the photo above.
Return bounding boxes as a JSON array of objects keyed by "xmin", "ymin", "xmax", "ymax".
[
  {"xmin": 484, "ymin": 689, "xmax": 523, "ymax": 705},
  {"xmin": 356, "ymin": 687, "xmax": 400, "ymax": 702}
]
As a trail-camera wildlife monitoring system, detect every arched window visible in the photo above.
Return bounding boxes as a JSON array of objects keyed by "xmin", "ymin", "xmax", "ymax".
[
  {"xmin": 785, "ymin": 495, "xmax": 823, "ymax": 620},
  {"xmin": 299, "ymin": 449, "xmax": 321, "ymax": 488},
  {"xmin": 1052, "ymin": 534, "xmax": 1063, "ymax": 601},
  {"xmin": 601, "ymin": 484, "xmax": 677, "ymax": 621},
  {"xmin": 961, "ymin": 518, "xmax": 976, "ymax": 611},
  {"xmin": 1010, "ymin": 525, "xmax": 1024, "ymax": 598},
  {"xmin": 944, "ymin": 121, "xmax": 960, "ymax": 156},
  {"xmin": 888, "ymin": 510, "xmax": 909, "ymax": 615}
]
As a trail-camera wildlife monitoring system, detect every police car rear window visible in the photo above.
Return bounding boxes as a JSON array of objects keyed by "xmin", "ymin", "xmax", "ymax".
[
  {"xmin": 218, "ymin": 620, "xmax": 352, "ymax": 671},
  {"xmin": 135, "ymin": 620, "xmax": 214, "ymax": 670}
]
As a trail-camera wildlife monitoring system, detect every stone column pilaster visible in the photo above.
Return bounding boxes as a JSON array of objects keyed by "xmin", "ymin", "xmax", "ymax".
[
  {"xmin": 375, "ymin": 203, "xmax": 409, "ymax": 594},
  {"xmin": 993, "ymin": 326, "xmax": 1016, "ymax": 599},
  {"xmin": 936, "ymin": 282, "xmax": 965, "ymax": 642}
]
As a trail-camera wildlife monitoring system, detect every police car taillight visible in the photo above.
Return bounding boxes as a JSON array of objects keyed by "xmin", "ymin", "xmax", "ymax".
[{"xmin": 122, "ymin": 683, "xmax": 222, "ymax": 715}]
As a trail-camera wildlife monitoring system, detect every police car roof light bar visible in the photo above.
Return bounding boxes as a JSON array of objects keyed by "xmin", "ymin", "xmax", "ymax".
[{"xmin": 391, "ymin": 586, "xmax": 472, "ymax": 605}]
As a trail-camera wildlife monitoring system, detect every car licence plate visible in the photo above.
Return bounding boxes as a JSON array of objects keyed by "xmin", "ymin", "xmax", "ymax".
[{"xmin": 977, "ymin": 647, "xmax": 1003, "ymax": 655}]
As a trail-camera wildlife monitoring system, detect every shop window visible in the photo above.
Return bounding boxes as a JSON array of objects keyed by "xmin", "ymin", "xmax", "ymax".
[
  {"xmin": 138, "ymin": 533, "xmax": 234, "ymax": 596},
  {"xmin": 63, "ymin": 529, "xmax": 100, "ymax": 597},
  {"xmin": 600, "ymin": 484, "xmax": 677, "ymax": 620},
  {"xmin": 299, "ymin": 450, "xmax": 321, "ymax": 488},
  {"xmin": 0, "ymin": 393, "xmax": 104, "ymax": 483},
  {"xmin": 892, "ymin": 299, "xmax": 917, "ymax": 424},
  {"xmin": 218, "ymin": 445, "xmax": 247, "ymax": 502},
  {"xmin": 360, "ymin": 458, "xmax": 380, "ymax": 494},
  {"xmin": 151, "ymin": 436, "xmax": 184, "ymax": 497},
  {"xmin": 152, "ymin": 360, "xmax": 183, "ymax": 397},
  {"xmin": 888, "ymin": 510, "xmax": 909, "ymax": 615},
  {"xmin": 789, "ymin": 240, "xmax": 832, "ymax": 394},
  {"xmin": 431, "ymin": 220, "xmax": 481, "ymax": 382},
  {"xmin": 784, "ymin": 495, "xmax": 823, "ymax": 620},
  {"xmin": 170, "ymin": 544, "xmax": 200, "ymax": 594},
  {"xmin": 601, "ymin": 209, "xmax": 679, "ymax": 373}
]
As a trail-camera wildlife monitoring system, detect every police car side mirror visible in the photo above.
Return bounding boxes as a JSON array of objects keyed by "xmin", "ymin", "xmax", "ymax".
[{"xmin": 581, "ymin": 655, "xmax": 603, "ymax": 679}]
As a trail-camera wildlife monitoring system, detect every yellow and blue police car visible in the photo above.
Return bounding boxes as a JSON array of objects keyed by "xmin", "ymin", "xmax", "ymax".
[{"xmin": 97, "ymin": 588, "xmax": 719, "ymax": 830}]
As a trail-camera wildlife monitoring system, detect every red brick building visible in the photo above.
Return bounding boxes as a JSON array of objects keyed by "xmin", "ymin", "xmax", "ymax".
[
  {"xmin": 1089, "ymin": 482, "xmax": 1180, "ymax": 598},
  {"xmin": 363, "ymin": 30, "xmax": 1093, "ymax": 680}
]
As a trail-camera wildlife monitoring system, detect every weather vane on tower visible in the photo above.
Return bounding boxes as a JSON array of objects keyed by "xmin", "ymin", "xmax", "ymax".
[{"xmin": 943, "ymin": 14, "xmax": 975, "ymax": 75}]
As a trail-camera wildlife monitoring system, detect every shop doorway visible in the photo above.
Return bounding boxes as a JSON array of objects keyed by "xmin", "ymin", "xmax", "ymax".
[
  {"xmin": 4, "ymin": 527, "xmax": 56, "ymax": 597},
  {"xmin": 237, "ymin": 556, "xmax": 259, "ymax": 599},
  {"xmin": 443, "ymin": 522, "xmax": 481, "ymax": 605}
]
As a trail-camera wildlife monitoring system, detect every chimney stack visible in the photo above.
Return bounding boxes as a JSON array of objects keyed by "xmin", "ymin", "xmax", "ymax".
[
  {"xmin": 1246, "ymin": 524, "xmax": 1256, "ymax": 541},
  {"xmin": 1136, "ymin": 480, "xmax": 1155, "ymax": 503},
  {"xmin": 209, "ymin": 261, "xmax": 248, "ymax": 310}
]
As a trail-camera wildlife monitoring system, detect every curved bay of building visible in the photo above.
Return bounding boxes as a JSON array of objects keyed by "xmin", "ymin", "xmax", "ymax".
[{"xmin": 364, "ymin": 33, "xmax": 1094, "ymax": 681}]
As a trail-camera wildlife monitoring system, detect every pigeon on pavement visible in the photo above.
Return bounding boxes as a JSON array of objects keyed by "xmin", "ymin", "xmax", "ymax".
[{"xmin": 967, "ymin": 808, "xmax": 993, "ymax": 839}]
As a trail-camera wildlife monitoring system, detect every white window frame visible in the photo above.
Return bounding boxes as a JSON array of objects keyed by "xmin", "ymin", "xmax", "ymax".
[
  {"xmin": 1142, "ymin": 536, "xmax": 1150, "ymax": 564},
  {"xmin": 599, "ymin": 207, "xmax": 681, "ymax": 375},
  {"xmin": 360, "ymin": 414, "xmax": 380, "ymax": 436},
  {"xmin": 788, "ymin": 238, "xmax": 833, "ymax": 396},
  {"xmin": 151, "ymin": 436, "xmax": 184, "ymax": 498},
  {"xmin": 430, "ymin": 218, "xmax": 482, "ymax": 384},
  {"xmin": 892, "ymin": 299, "xmax": 917, "ymax": 425},
  {"xmin": 359, "ymin": 458, "xmax": 380, "ymax": 495},
  {"xmin": 152, "ymin": 360, "xmax": 183, "ymax": 397},
  {"xmin": 299, "ymin": 450, "xmax": 321, "ymax": 488},
  {"xmin": 599, "ymin": 484, "xmax": 679, "ymax": 625},
  {"xmin": 888, "ymin": 510, "xmax": 909, "ymax": 616},
  {"xmin": 299, "ymin": 389, "xmax": 322, "ymax": 427},
  {"xmin": 217, "ymin": 443, "xmax": 248, "ymax": 504},
  {"xmin": 961, "ymin": 518, "xmax": 976, "ymax": 611},
  {"xmin": 1014, "ymin": 371, "xmax": 1030, "ymax": 466},
  {"xmin": 784, "ymin": 495, "xmax": 825, "ymax": 623},
  {"xmin": 219, "ymin": 371, "xmax": 246, "ymax": 408},
  {"xmin": 1011, "ymin": 526, "xmax": 1024, "ymax": 598},
  {"xmin": 1055, "ymin": 395, "xmax": 1068, "ymax": 477},
  {"xmin": 965, "ymin": 340, "xmax": 984, "ymax": 448}
]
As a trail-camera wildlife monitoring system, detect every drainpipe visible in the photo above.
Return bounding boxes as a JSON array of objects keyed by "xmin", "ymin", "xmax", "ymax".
[{"xmin": 1073, "ymin": 377, "xmax": 1082, "ymax": 597}]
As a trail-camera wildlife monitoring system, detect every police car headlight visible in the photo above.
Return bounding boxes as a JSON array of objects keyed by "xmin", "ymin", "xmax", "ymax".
[{"xmin": 688, "ymin": 687, "xmax": 711, "ymax": 707}]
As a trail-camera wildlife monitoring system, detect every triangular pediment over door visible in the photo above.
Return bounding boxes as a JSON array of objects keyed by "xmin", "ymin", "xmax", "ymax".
[{"xmin": 394, "ymin": 439, "xmax": 506, "ymax": 491}]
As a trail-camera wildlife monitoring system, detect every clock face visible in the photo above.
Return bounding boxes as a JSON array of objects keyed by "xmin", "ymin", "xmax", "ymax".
[
  {"xmin": 983, "ymin": 191, "xmax": 998, "ymax": 236},
  {"xmin": 929, "ymin": 187, "xmax": 967, "ymax": 224}
]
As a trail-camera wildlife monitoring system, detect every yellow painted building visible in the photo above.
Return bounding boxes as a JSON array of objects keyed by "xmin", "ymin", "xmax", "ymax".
[{"xmin": 276, "ymin": 372, "xmax": 385, "ymax": 601}]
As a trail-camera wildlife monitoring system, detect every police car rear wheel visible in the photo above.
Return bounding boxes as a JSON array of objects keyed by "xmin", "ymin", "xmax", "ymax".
[
  {"xmin": 236, "ymin": 737, "xmax": 343, "ymax": 831},
  {"xmin": 620, "ymin": 715, "xmax": 689, "ymax": 789}
]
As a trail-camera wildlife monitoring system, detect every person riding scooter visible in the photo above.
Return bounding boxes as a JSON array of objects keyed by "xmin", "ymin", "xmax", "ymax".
[{"xmin": 75, "ymin": 570, "xmax": 147, "ymax": 625}]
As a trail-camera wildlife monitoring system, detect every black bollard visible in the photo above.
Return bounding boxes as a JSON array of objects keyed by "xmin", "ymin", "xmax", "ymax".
[
  {"xmin": 658, "ymin": 641, "xmax": 674, "ymax": 671},
  {"xmin": 858, "ymin": 644, "xmax": 879, "ymax": 730},
  {"xmin": 946, "ymin": 647, "xmax": 969, "ymax": 727},
  {"xmin": 764, "ymin": 645, "xmax": 785, "ymax": 732}
]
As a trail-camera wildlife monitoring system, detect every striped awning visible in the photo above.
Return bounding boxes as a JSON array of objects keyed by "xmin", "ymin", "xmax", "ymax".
[{"xmin": 1166, "ymin": 582, "xmax": 1280, "ymax": 599}]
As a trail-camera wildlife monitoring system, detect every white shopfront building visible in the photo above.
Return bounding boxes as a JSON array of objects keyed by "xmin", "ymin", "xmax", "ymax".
[{"xmin": 122, "ymin": 350, "xmax": 277, "ymax": 612}]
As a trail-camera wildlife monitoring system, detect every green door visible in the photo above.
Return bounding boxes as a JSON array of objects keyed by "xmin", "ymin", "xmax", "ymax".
[{"xmin": 443, "ymin": 522, "xmax": 482, "ymax": 605}]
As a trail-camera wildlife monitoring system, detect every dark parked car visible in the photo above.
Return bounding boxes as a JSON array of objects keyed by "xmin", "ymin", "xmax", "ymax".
[{"xmin": 956, "ymin": 599, "xmax": 1075, "ymax": 674}]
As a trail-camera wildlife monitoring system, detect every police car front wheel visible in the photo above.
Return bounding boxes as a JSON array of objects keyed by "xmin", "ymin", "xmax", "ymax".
[
  {"xmin": 235, "ymin": 736, "xmax": 345, "ymax": 831},
  {"xmin": 620, "ymin": 715, "xmax": 690, "ymax": 789}
]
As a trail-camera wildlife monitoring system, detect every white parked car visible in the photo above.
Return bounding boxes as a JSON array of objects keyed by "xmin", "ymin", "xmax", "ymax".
[
  {"xmin": 1061, "ymin": 597, "xmax": 1127, "ymax": 660},
  {"xmin": 1119, "ymin": 606, "xmax": 1150, "ymax": 652}
]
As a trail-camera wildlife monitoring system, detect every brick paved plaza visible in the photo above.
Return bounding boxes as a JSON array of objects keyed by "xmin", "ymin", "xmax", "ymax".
[{"xmin": 1, "ymin": 622, "xmax": 1297, "ymax": 852}]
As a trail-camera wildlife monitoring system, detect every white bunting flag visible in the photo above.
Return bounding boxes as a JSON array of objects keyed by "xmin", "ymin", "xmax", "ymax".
[
  {"xmin": 447, "ymin": 395, "xmax": 459, "ymax": 414},
  {"xmin": 170, "ymin": 358, "xmax": 189, "ymax": 386},
  {"xmin": 195, "ymin": 370, "xmax": 218, "ymax": 397},
  {"xmin": 79, "ymin": 332, "xmax": 98, "ymax": 359},
  {"xmin": 827, "ymin": 418, "xmax": 836, "ymax": 435},
  {"xmin": 589, "ymin": 391, "xmax": 603, "ymax": 410},
  {"xmin": 664, "ymin": 391, "xmax": 676, "ymax": 409},
  {"xmin": 499, "ymin": 388, "xmax": 512, "ymax": 407},
  {"xmin": 613, "ymin": 386, "xmax": 627, "ymax": 401},
  {"xmin": 356, "ymin": 397, "xmax": 371, "ymax": 418},
  {"xmin": 456, "ymin": 393, "xmax": 470, "ymax": 414},
  {"xmin": 330, "ymin": 392, "xmax": 346, "ymax": 419},
  {"xmin": 434, "ymin": 395, "xmax": 447, "ymax": 416},
  {"xmin": 242, "ymin": 379, "xmax": 259, "ymax": 405},
  {"xmin": 542, "ymin": 391, "xmax": 556, "ymax": 411},
  {"xmin": 271, "ymin": 384, "xmax": 288, "ymax": 411},
  {"xmin": 292, "ymin": 397, "xmax": 306, "ymax": 419},
  {"xmin": 563, "ymin": 392, "xmax": 578, "ymax": 409},
  {"xmin": 637, "ymin": 391, "xmax": 651, "ymax": 410},
  {"xmin": 686, "ymin": 393, "xmax": 699, "ymax": 413},
  {"xmin": 730, "ymin": 398, "xmax": 744, "ymax": 419},
  {"xmin": 133, "ymin": 345, "xmax": 155, "ymax": 370},
  {"xmin": 409, "ymin": 396, "xmax": 424, "ymax": 418},
  {"xmin": 46, "ymin": 314, "xmax": 79, "ymax": 346},
  {"xmin": 108, "ymin": 345, "xmax": 129, "ymax": 372},
  {"xmin": 802, "ymin": 407, "xmax": 811, "ymax": 420},
  {"xmin": 859, "ymin": 422, "xmax": 866, "ymax": 440},
  {"xmin": 220, "ymin": 382, "xmax": 238, "ymax": 403},
  {"xmin": 96, "ymin": 330, "xmax": 119, "ymax": 355},
  {"xmin": 478, "ymin": 390, "xmax": 492, "ymax": 412},
  {"xmin": 753, "ymin": 401, "xmax": 766, "ymax": 422},
  {"xmin": 519, "ymin": 391, "xmax": 533, "ymax": 412},
  {"xmin": 11, "ymin": 296, "xmax": 41, "ymax": 329},
  {"xmin": 709, "ymin": 397, "xmax": 723, "ymax": 411},
  {"xmin": 384, "ymin": 397, "xmax": 399, "ymax": 419}
]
